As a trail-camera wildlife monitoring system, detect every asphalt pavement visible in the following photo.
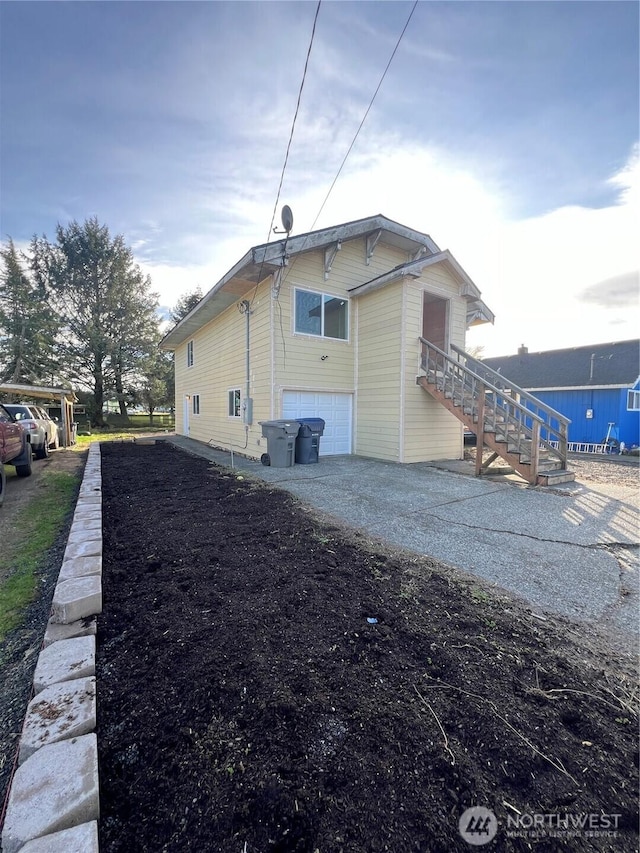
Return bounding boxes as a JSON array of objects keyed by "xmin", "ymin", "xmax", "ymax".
[{"xmin": 165, "ymin": 435, "xmax": 639, "ymax": 646}]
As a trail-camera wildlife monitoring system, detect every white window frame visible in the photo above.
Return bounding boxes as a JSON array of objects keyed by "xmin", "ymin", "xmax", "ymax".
[
  {"xmin": 187, "ymin": 340, "xmax": 194, "ymax": 368},
  {"xmin": 293, "ymin": 288, "xmax": 349, "ymax": 341},
  {"xmin": 228, "ymin": 388, "xmax": 241, "ymax": 418},
  {"xmin": 192, "ymin": 394, "xmax": 200, "ymax": 415},
  {"xmin": 627, "ymin": 390, "xmax": 640, "ymax": 411}
]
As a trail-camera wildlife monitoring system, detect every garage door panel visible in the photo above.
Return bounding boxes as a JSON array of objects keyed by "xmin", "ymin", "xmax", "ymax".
[{"xmin": 283, "ymin": 391, "xmax": 352, "ymax": 455}]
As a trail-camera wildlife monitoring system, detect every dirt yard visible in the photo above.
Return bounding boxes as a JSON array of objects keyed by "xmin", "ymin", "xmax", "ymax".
[{"xmin": 97, "ymin": 442, "xmax": 639, "ymax": 853}]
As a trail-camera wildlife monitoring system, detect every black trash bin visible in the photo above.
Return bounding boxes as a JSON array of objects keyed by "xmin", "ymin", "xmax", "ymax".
[{"xmin": 295, "ymin": 418, "xmax": 325, "ymax": 464}]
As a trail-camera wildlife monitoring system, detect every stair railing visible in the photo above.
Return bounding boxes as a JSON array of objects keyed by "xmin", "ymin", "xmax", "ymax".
[
  {"xmin": 419, "ymin": 338, "xmax": 562, "ymax": 480},
  {"xmin": 450, "ymin": 343, "xmax": 570, "ymax": 465}
]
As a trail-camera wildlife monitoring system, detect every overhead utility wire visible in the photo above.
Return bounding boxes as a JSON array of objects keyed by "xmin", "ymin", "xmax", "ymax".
[
  {"xmin": 280, "ymin": 0, "xmax": 419, "ymax": 286},
  {"xmin": 249, "ymin": 0, "xmax": 322, "ymax": 306},
  {"xmin": 308, "ymin": 0, "xmax": 418, "ymax": 233}
]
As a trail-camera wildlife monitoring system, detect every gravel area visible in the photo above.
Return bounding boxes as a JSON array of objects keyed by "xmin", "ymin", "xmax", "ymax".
[{"xmin": 568, "ymin": 454, "xmax": 639, "ymax": 500}]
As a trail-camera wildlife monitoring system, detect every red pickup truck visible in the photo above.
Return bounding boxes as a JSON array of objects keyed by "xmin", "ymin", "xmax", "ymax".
[{"xmin": 0, "ymin": 403, "xmax": 33, "ymax": 507}]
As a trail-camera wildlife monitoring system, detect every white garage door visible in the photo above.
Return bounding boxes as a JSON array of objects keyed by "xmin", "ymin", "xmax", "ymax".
[{"xmin": 282, "ymin": 391, "xmax": 352, "ymax": 455}]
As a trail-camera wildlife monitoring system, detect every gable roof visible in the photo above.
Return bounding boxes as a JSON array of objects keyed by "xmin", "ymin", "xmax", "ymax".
[
  {"xmin": 160, "ymin": 214, "xmax": 493, "ymax": 349},
  {"xmin": 482, "ymin": 339, "xmax": 640, "ymax": 389},
  {"xmin": 348, "ymin": 250, "xmax": 495, "ymax": 326}
]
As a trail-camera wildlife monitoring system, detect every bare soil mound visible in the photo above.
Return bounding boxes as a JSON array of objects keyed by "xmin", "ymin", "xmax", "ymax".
[{"xmin": 97, "ymin": 442, "xmax": 638, "ymax": 852}]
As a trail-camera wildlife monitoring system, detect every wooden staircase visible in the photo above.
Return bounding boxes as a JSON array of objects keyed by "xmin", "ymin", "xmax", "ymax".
[{"xmin": 417, "ymin": 338, "xmax": 575, "ymax": 486}]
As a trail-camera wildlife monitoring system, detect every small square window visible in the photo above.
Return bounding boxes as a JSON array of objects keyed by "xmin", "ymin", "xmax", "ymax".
[
  {"xmin": 187, "ymin": 340, "xmax": 194, "ymax": 367},
  {"xmin": 627, "ymin": 390, "xmax": 640, "ymax": 411},
  {"xmin": 192, "ymin": 394, "xmax": 200, "ymax": 415},
  {"xmin": 228, "ymin": 389, "xmax": 241, "ymax": 418}
]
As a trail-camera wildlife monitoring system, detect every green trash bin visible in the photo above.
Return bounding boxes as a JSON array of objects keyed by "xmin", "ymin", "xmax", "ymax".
[{"xmin": 259, "ymin": 420, "xmax": 300, "ymax": 467}]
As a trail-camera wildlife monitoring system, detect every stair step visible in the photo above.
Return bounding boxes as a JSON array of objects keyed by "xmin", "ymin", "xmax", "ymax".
[
  {"xmin": 418, "ymin": 364, "xmax": 571, "ymax": 487},
  {"xmin": 537, "ymin": 460, "xmax": 563, "ymax": 471},
  {"xmin": 536, "ymin": 469, "xmax": 576, "ymax": 486}
]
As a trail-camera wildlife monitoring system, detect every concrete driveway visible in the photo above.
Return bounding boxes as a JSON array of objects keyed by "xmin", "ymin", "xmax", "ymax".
[{"xmin": 167, "ymin": 436, "xmax": 639, "ymax": 645}]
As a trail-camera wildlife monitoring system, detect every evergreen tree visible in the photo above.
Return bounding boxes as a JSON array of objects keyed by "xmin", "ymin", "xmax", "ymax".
[
  {"xmin": 0, "ymin": 239, "xmax": 60, "ymax": 385},
  {"xmin": 170, "ymin": 287, "xmax": 203, "ymax": 325},
  {"xmin": 33, "ymin": 217, "xmax": 160, "ymax": 425}
]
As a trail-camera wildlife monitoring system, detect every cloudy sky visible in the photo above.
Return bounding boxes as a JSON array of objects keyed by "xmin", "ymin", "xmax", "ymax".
[{"xmin": 1, "ymin": 0, "xmax": 638, "ymax": 356}]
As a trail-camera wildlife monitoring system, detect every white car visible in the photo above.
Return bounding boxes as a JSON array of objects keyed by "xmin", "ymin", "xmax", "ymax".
[
  {"xmin": 31, "ymin": 405, "xmax": 61, "ymax": 450},
  {"xmin": 2, "ymin": 403, "xmax": 59, "ymax": 459}
]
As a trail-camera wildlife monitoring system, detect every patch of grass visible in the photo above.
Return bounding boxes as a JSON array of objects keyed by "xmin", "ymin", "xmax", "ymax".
[
  {"xmin": 0, "ymin": 470, "xmax": 79, "ymax": 642},
  {"xmin": 73, "ymin": 425, "xmax": 173, "ymax": 450},
  {"xmin": 470, "ymin": 586, "xmax": 490, "ymax": 604}
]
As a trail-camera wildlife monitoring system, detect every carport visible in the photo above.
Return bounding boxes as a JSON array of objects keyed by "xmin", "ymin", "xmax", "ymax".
[{"xmin": 0, "ymin": 383, "xmax": 78, "ymax": 447}]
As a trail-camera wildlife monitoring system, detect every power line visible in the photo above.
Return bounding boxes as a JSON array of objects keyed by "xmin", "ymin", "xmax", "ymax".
[
  {"xmin": 268, "ymin": 1, "xmax": 322, "ymax": 241},
  {"xmin": 253, "ymin": 0, "xmax": 417, "ymax": 302},
  {"xmin": 249, "ymin": 0, "xmax": 322, "ymax": 307},
  {"xmin": 279, "ymin": 0, "xmax": 419, "ymax": 286},
  {"xmin": 308, "ymin": 0, "xmax": 418, "ymax": 232}
]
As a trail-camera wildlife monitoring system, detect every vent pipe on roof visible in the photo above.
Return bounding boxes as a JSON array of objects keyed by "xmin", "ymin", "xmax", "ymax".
[{"xmin": 517, "ymin": 344, "xmax": 528, "ymax": 355}]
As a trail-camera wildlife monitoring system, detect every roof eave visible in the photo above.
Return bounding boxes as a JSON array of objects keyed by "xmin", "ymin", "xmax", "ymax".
[
  {"xmin": 159, "ymin": 247, "xmax": 284, "ymax": 350},
  {"xmin": 348, "ymin": 250, "xmax": 484, "ymax": 302},
  {"xmin": 160, "ymin": 215, "xmax": 443, "ymax": 350},
  {"xmin": 466, "ymin": 300, "xmax": 495, "ymax": 326},
  {"xmin": 0, "ymin": 382, "xmax": 78, "ymax": 402}
]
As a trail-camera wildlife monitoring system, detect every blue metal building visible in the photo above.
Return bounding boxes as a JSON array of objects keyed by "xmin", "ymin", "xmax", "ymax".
[{"xmin": 482, "ymin": 340, "xmax": 640, "ymax": 450}]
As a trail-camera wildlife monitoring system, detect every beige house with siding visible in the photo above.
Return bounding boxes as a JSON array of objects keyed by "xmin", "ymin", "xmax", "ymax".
[{"xmin": 159, "ymin": 215, "xmax": 494, "ymax": 464}]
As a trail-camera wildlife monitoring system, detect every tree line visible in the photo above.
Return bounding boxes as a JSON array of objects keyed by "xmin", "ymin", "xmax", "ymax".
[{"xmin": 0, "ymin": 217, "xmax": 202, "ymax": 426}]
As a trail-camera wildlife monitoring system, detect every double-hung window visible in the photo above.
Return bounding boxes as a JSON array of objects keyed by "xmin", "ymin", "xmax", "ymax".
[
  {"xmin": 192, "ymin": 394, "xmax": 200, "ymax": 415},
  {"xmin": 228, "ymin": 389, "xmax": 241, "ymax": 418},
  {"xmin": 187, "ymin": 340, "xmax": 194, "ymax": 367},
  {"xmin": 294, "ymin": 289, "xmax": 348, "ymax": 340}
]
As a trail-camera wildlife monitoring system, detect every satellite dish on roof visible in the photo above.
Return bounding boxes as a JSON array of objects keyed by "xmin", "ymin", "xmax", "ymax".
[{"xmin": 281, "ymin": 205, "xmax": 293, "ymax": 233}]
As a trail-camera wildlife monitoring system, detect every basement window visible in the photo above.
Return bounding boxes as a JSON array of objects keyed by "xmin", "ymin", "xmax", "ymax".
[
  {"xmin": 228, "ymin": 389, "xmax": 241, "ymax": 418},
  {"xmin": 192, "ymin": 394, "xmax": 200, "ymax": 415},
  {"xmin": 627, "ymin": 390, "xmax": 640, "ymax": 411},
  {"xmin": 187, "ymin": 340, "xmax": 194, "ymax": 367},
  {"xmin": 294, "ymin": 288, "xmax": 348, "ymax": 340}
]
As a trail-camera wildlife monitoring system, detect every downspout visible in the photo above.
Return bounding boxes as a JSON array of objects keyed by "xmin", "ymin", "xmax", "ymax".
[
  {"xmin": 240, "ymin": 300, "xmax": 253, "ymax": 429},
  {"xmin": 270, "ymin": 275, "xmax": 277, "ymax": 419},
  {"xmin": 399, "ymin": 279, "xmax": 407, "ymax": 462}
]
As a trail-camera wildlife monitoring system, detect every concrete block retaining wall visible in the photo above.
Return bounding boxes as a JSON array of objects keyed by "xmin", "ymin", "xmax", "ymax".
[{"xmin": 2, "ymin": 444, "xmax": 102, "ymax": 853}]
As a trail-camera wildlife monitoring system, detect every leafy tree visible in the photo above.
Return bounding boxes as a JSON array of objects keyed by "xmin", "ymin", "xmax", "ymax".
[
  {"xmin": 170, "ymin": 287, "xmax": 202, "ymax": 325},
  {"xmin": 32, "ymin": 217, "xmax": 160, "ymax": 426},
  {"xmin": 136, "ymin": 351, "xmax": 174, "ymax": 423},
  {"xmin": 0, "ymin": 239, "xmax": 60, "ymax": 385}
]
